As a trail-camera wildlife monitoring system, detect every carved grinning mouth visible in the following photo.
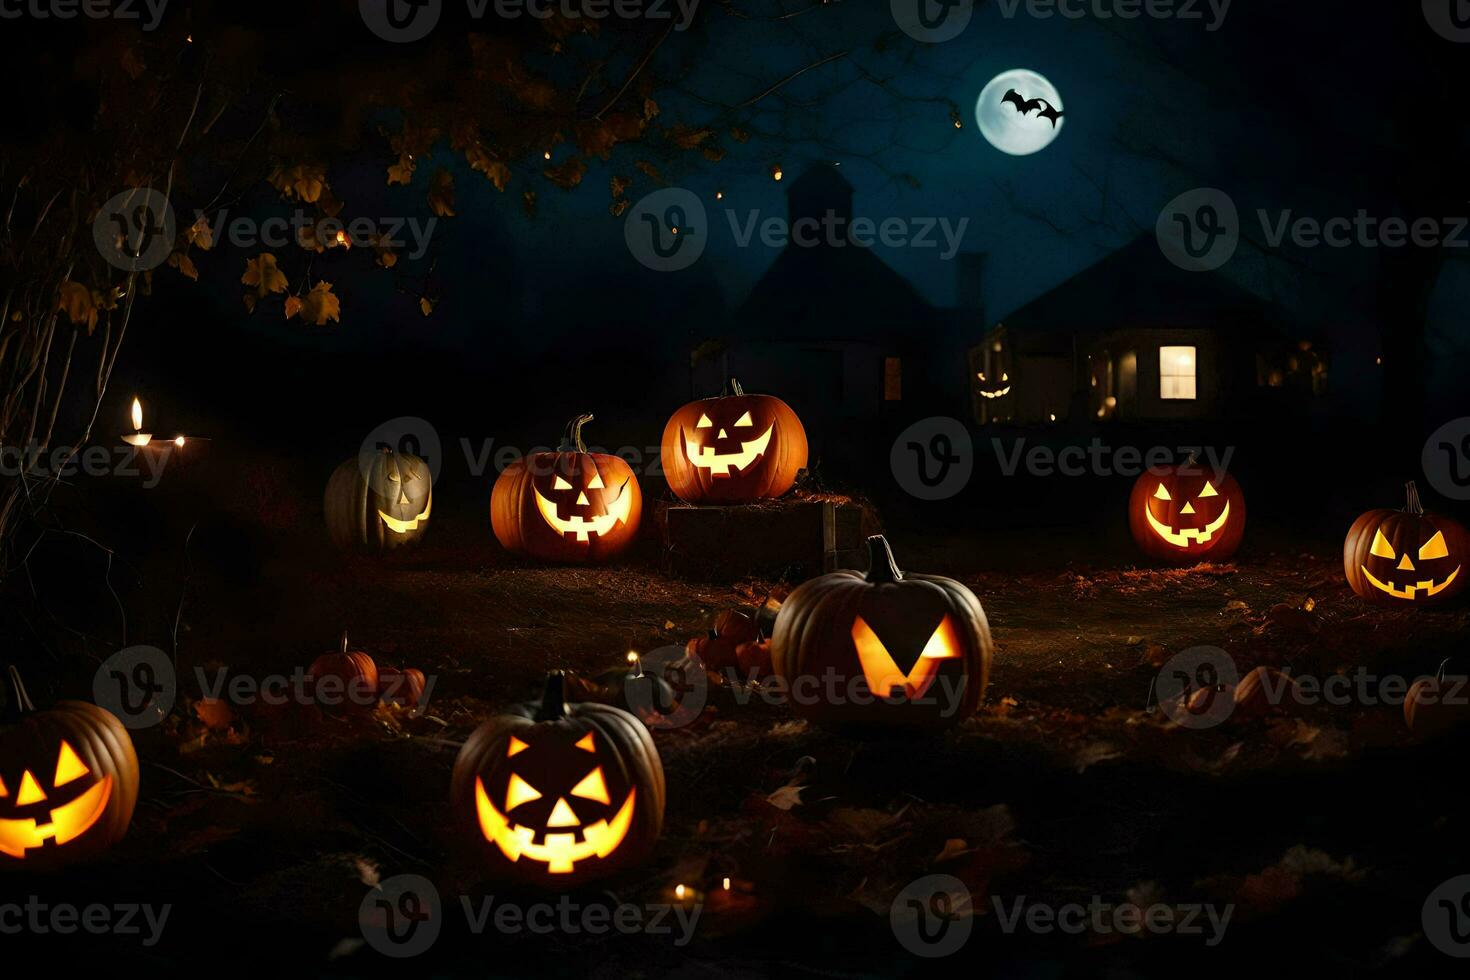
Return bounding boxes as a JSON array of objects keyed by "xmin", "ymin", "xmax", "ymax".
[
  {"xmin": 533, "ymin": 479, "xmax": 632, "ymax": 543},
  {"xmin": 1145, "ymin": 500, "xmax": 1232, "ymax": 548},
  {"xmin": 681, "ymin": 425, "xmax": 773, "ymax": 477},
  {"xmin": 473, "ymin": 777, "xmax": 635, "ymax": 874},
  {"xmin": 378, "ymin": 499, "xmax": 431, "ymax": 533},
  {"xmin": 0, "ymin": 776, "xmax": 112, "ymax": 859},
  {"xmin": 1359, "ymin": 564, "xmax": 1461, "ymax": 600}
]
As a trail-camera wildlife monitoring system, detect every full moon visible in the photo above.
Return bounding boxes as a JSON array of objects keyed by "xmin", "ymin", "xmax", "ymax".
[{"xmin": 976, "ymin": 69, "xmax": 1065, "ymax": 156}]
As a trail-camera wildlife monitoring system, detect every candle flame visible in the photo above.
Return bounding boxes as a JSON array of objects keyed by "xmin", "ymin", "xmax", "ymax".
[
  {"xmin": 174, "ymin": 436, "xmax": 186, "ymax": 447},
  {"xmin": 626, "ymin": 651, "xmax": 639, "ymax": 664},
  {"xmin": 131, "ymin": 397, "xmax": 143, "ymax": 431},
  {"xmin": 675, "ymin": 884, "xmax": 686, "ymax": 900},
  {"xmin": 722, "ymin": 878, "xmax": 731, "ymax": 891}
]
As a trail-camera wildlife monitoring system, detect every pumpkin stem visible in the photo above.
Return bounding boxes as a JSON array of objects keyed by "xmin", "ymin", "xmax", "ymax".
[
  {"xmin": 1405, "ymin": 481, "xmax": 1424, "ymax": 516},
  {"xmin": 340, "ymin": 630, "xmax": 350, "ymax": 655},
  {"xmin": 864, "ymin": 535, "xmax": 903, "ymax": 584},
  {"xmin": 1437, "ymin": 657, "xmax": 1452, "ymax": 683},
  {"xmin": 560, "ymin": 414, "xmax": 595, "ymax": 454},
  {"xmin": 536, "ymin": 671, "xmax": 570, "ymax": 721},
  {"xmin": 726, "ymin": 378, "xmax": 745, "ymax": 397},
  {"xmin": 3, "ymin": 665, "xmax": 35, "ymax": 717}
]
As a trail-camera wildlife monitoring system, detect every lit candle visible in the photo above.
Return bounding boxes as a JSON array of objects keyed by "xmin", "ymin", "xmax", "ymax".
[{"xmin": 123, "ymin": 397, "xmax": 152, "ymax": 446}]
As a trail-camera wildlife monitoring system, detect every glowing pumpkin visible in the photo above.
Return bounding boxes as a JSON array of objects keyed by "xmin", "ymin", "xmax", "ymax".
[
  {"xmin": 0, "ymin": 666, "xmax": 139, "ymax": 867},
  {"xmin": 450, "ymin": 672, "xmax": 665, "ymax": 887},
  {"xmin": 491, "ymin": 414, "xmax": 642, "ymax": 563},
  {"xmin": 325, "ymin": 446, "xmax": 432, "ymax": 551},
  {"xmin": 771, "ymin": 536, "xmax": 992, "ymax": 729},
  {"xmin": 1344, "ymin": 482, "xmax": 1466, "ymax": 605},
  {"xmin": 1128, "ymin": 458, "xmax": 1245, "ymax": 563},
  {"xmin": 661, "ymin": 379, "xmax": 807, "ymax": 505}
]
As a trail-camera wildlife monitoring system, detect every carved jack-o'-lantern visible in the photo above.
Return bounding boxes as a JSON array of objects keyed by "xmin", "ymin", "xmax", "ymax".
[
  {"xmin": 1344, "ymin": 482, "xmax": 1466, "ymax": 604},
  {"xmin": 975, "ymin": 370, "xmax": 1011, "ymax": 400},
  {"xmin": 1128, "ymin": 457, "xmax": 1245, "ymax": 563},
  {"xmin": 771, "ymin": 536, "xmax": 992, "ymax": 729},
  {"xmin": 491, "ymin": 414, "xmax": 642, "ymax": 563},
  {"xmin": 0, "ymin": 667, "xmax": 139, "ymax": 867},
  {"xmin": 661, "ymin": 379, "xmax": 807, "ymax": 505},
  {"xmin": 325, "ymin": 446, "xmax": 433, "ymax": 551},
  {"xmin": 450, "ymin": 672, "xmax": 665, "ymax": 887}
]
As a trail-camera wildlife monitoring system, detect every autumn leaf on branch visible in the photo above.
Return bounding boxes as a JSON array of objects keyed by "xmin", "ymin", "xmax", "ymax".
[
  {"xmin": 186, "ymin": 216, "xmax": 214, "ymax": 250},
  {"xmin": 268, "ymin": 164, "xmax": 328, "ymax": 204},
  {"xmin": 167, "ymin": 252, "xmax": 199, "ymax": 281},
  {"xmin": 609, "ymin": 175, "xmax": 632, "ymax": 199},
  {"xmin": 543, "ymin": 156, "xmax": 587, "ymax": 189},
  {"xmin": 284, "ymin": 295, "xmax": 303, "ymax": 320},
  {"xmin": 387, "ymin": 155, "xmax": 416, "ymax": 186},
  {"xmin": 428, "ymin": 170, "xmax": 456, "ymax": 217},
  {"xmin": 241, "ymin": 253, "xmax": 289, "ymax": 313},
  {"xmin": 668, "ymin": 125, "xmax": 715, "ymax": 150},
  {"xmin": 464, "ymin": 146, "xmax": 511, "ymax": 191},
  {"xmin": 56, "ymin": 281, "xmax": 98, "ymax": 334},
  {"xmin": 291, "ymin": 281, "xmax": 341, "ymax": 326}
]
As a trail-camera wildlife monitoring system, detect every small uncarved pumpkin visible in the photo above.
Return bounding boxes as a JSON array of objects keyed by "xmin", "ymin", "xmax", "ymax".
[
  {"xmin": 1128, "ymin": 456, "xmax": 1246, "ymax": 563},
  {"xmin": 378, "ymin": 668, "xmax": 427, "ymax": 710},
  {"xmin": 661, "ymin": 379, "xmax": 808, "ymax": 505},
  {"xmin": 1404, "ymin": 660, "xmax": 1470, "ymax": 739},
  {"xmin": 325, "ymin": 446, "xmax": 433, "ymax": 551},
  {"xmin": 1344, "ymin": 482, "xmax": 1468, "ymax": 605},
  {"xmin": 309, "ymin": 632, "xmax": 380, "ymax": 710},
  {"xmin": 491, "ymin": 414, "xmax": 643, "ymax": 563},
  {"xmin": 1232, "ymin": 666, "xmax": 1299, "ymax": 720},
  {"xmin": 0, "ymin": 666, "xmax": 140, "ymax": 867},
  {"xmin": 771, "ymin": 536, "xmax": 992, "ymax": 729},
  {"xmin": 450, "ymin": 672, "xmax": 665, "ymax": 887}
]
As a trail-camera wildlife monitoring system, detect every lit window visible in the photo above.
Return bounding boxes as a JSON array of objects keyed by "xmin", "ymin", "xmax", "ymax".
[
  {"xmin": 1159, "ymin": 346, "xmax": 1196, "ymax": 400},
  {"xmin": 884, "ymin": 357, "xmax": 902, "ymax": 401}
]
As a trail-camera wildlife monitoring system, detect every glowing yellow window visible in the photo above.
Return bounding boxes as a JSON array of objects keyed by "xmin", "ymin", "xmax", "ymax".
[{"xmin": 1160, "ymin": 346, "xmax": 1197, "ymax": 400}]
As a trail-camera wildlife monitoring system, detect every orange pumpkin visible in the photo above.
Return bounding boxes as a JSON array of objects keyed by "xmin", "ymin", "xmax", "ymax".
[
  {"xmin": 1344, "ymin": 482, "xmax": 1467, "ymax": 605},
  {"xmin": 661, "ymin": 379, "xmax": 807, "ymax": 505},
  {"xmin": 1128, "ymin": 456, "xmax": 1245, "ymax": 563},
  {"xmin": 308, "ymin": 631, "xmax": 379, "ymax": 710},
  {"xmin": 0, "ymin": 667, "xmax": 140, "ymax": 867},
  {"xmin": 492, "ymin": 414, "xmax": 642, "ymax": 563}
]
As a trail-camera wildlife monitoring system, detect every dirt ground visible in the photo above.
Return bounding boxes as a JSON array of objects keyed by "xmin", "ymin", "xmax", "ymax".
[{"xmin": 7, "ymin": 505, "xmax": 1470, "ymax": 977}]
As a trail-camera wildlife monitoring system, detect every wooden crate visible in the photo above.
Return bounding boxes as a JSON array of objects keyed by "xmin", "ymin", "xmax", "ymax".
[{"xmin": 660, "ymin": 499, "xmax": 871, "ymax": 582}]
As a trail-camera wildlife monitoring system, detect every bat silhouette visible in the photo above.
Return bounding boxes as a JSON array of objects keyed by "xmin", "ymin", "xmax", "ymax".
[{"xmin": 1002, "ymin": 89, "xmax": 1064, "ymax": 128}]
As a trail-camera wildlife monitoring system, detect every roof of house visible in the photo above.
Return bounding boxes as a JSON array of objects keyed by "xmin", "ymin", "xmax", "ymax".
[
  {"xmin": 735, "ymin": 165, "xmax": 933, "ymax": 344},
  {"xmin": 992, "ymin": 234, "xmax": 1290, "ymax": 337}
]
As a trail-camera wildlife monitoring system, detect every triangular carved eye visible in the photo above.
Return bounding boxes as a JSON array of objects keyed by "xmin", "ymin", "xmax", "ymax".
[
  {"xmin": 553, "ymin": 475, "xmax": 572, "ymax": 490},
  {"xmin": 696, "ymin": 414, "xmax": 713, "ymax": 429},
  {"xmin": 587, "ymin": 471, "xmax": 604, "ymax": 490},
  {"xmin": 0, "ymin": 774, "xmax": 8, "ymax": 798},
  {"xmin": 1420, "ymin": 531, "xmax": 1449, "ymax": 560},
  {"xmin": 575, "ymin": 732, "xmax": 596, "ymax": 753},
  {"xmin": 1370, "ymin": 528, "xmax": 1396, "ymax": 559},
  {"xmin": 1153, "ymin": 485, "xmax": 1171, "ymax": 501},
  {"xmin": 1198, "ymin": 482, "xmax": 1219, "ymax": 498},
  {"xmin": 54, "ymin": 741, "xmax": 89, "ymax": 787},
  {"xmin": 16, "ymin": 771, "xmax": 46, "ymax": 806},
  {"xmin": 734, "ymin": 411, "xmax": 753, "ymax": 427},
  {"xmin": 505, "ymin": 773, "xmax": 542, "ymax": 811},
  {"xmin": 507, "ymin": 736, "xmax": 529, "ymax": 758},
  {"xmin": 570, "ymin": 767, "xmax": 610, "ymax": 805}
]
